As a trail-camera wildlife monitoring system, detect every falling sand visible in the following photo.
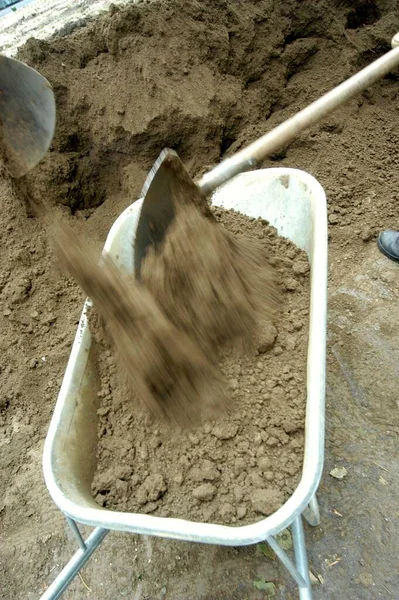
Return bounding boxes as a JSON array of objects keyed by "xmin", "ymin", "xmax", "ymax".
[{"xmin": 52, "ymin": 193, "xmax": 280, "ymax": 427}]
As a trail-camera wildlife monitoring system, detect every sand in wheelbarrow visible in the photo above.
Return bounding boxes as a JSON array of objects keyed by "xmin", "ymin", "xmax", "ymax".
[{"xmin": 91, "ymin": 207, "xmax": 310, "ymax": 525}]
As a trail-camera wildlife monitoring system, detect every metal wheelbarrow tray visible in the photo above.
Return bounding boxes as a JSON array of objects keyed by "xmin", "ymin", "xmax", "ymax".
[{"xmin": 42, "ymin": 167, "xmax": 327, "ymax": 600}]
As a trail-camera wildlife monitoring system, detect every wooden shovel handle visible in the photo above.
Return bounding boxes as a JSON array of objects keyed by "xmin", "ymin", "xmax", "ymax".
[{"xmin": 198, "ymin": 34, "xmax": 399, "ymax": 195}]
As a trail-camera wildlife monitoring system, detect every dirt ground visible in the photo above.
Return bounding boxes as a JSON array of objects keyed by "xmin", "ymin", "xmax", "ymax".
[{"xmin": 1, "ymin": 0, "xmax": 399, "ymax": 598}]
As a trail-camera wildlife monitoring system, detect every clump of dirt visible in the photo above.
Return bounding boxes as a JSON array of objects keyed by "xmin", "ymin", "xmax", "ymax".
[{"xmin": 92, "ymin": 208, "xmax": 310, "ymax": 524}]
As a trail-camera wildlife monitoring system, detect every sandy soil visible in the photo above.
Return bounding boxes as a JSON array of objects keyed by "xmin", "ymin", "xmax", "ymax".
[{"xmin": 1, "ymin": 0, "xmax": 399, "ymax": 599}]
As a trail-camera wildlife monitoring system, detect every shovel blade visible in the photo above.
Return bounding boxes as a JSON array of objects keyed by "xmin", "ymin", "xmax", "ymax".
[
  {"xmin": 134, "ymin": 148, "xmax": 211, "ymax": 278},
  {"xmin": 0, "ymin": 55, "xmax": 56, "ymax": 177}
]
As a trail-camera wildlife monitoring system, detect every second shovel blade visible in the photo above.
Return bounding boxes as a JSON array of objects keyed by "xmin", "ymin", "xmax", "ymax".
[
  {"xmin": 0, "ymin": 55, "xmax": 56, "ymax": 177},
  {"xmin": 134, "ymin": 148, "xmax": 210, "ymax": 279}
]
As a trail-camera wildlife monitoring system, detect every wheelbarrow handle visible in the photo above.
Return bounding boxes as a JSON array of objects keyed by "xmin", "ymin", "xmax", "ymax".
[{"xmin": 198, "ymin": 33, "xmax": 399, "ymax": 195}]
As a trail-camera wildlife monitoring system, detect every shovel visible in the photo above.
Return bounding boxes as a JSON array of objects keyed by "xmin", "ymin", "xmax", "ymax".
[
  {"xmin": 0, "ymin": 55, "xmax": 56, "ymax": 177},
  {"xmin": 134, "ymin": 32, "xmax": 399, "ymax": 277}
]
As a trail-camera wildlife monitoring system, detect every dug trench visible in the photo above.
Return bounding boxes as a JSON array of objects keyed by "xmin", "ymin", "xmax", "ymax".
[{"xmin": 1, "ymin": 0, "xmax": 399, "ymax": 599}]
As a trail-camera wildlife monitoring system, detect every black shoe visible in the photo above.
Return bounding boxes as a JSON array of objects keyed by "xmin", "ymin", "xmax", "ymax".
[{"xmin": 377, "ymin": 230, "xmax": 399, "ymax": 262}]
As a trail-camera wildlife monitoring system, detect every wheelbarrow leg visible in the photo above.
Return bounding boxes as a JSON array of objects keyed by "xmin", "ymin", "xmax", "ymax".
[
  {"xmin": 302, "ymin": 494, "xmax": 320, "ymax": 527},
  {"xmin": 292, "ymin": 515, "xmax": 312, "ymax": 600},
  {"xmin": 40, "ymin": 525, "xmax": 109, "ymax": 600},
  {"xmin": 65, "ymin": 516, "xmax": 87, "ymax": 551}
]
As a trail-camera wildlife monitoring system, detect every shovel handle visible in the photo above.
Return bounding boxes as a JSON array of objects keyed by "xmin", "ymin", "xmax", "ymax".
[{"xmin": 198, "ymin": 34, "xmax": 399, "ymax": 195}]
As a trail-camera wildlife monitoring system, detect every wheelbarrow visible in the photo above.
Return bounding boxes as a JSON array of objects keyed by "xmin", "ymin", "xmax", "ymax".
[{"xmin": 42, "ymin": 166, "xmax": 327, "ymax": 600}]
